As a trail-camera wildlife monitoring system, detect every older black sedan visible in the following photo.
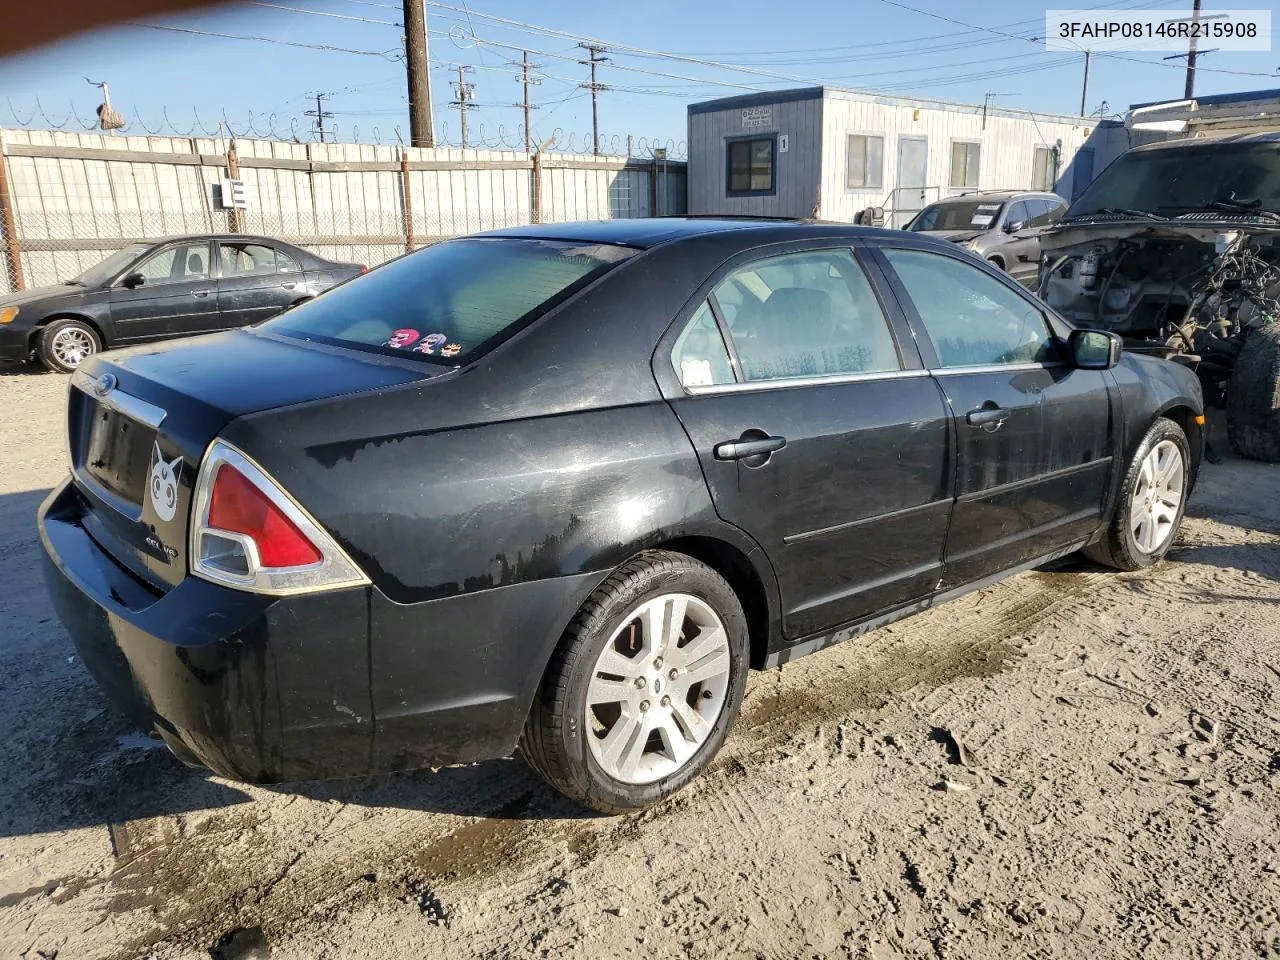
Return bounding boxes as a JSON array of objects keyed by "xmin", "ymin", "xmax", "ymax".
[
  {"xmin": 0, "ymin": 234, "xmax": 364, "ymax": 372},
  {"xmin": 38, "ymin": 219, "xmax": 1203, "ymax": 813}
]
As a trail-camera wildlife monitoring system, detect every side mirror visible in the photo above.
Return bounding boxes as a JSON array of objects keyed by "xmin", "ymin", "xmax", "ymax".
[
  {"xmin": 1070, "ymin": 329, "xmax": 1123, "ymax": 370},
  {"xmin": 1004, "ymin": 220, "xmax": 1026, "ymax": 234},
  {"xmin": 121, "ymin": 272, "xmax": 145, "ymax": 289}
]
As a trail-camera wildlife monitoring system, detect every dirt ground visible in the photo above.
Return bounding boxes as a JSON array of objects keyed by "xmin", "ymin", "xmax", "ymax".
[{"xmin": 1, "ymin": 366, "xmax": 1278, "ymax": 960}]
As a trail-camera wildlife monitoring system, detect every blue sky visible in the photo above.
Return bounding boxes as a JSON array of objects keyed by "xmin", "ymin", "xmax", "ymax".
[{"xmin": 1, "ymin": 0, "xmax": 1277, "ymax": 152}]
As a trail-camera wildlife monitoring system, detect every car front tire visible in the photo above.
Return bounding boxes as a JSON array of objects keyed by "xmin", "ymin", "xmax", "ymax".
[
  {"xmin": 1084, "ymin": 417, "xmax": 1191, "ymax": 571},
  {"xmin": 37, "ymin": 318, "xmax": 101, "ymax": 373},
  {"xmin": 520, "ymin": 550, "xmax": 749, "ymax": 814}
]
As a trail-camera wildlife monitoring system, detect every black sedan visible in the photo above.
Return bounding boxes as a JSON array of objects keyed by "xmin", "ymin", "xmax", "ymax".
[
  {"xmin": 0, "ymin": 234, "xmax": 364, "ymax": 372},
  {"xmin": 38, "ymin": 219, "xmax": 1203, "ymax": 813}
]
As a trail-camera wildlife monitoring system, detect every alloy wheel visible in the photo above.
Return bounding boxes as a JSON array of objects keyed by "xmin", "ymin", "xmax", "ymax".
[
  {"xmin": 51, "ymin": 327, "xmax": 95, "ymax": 368},
  {"xmin": 1131, "ymin": 439, "xmax": 1184, "ymax": 554},
  {"xmin": 585, "ymin": 593, "xmax": 731, "ymax": 785}
]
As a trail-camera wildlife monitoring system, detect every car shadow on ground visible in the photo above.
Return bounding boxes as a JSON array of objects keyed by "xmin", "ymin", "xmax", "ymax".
[{"xmin": 0, "ymin": 361, "xmax": 49, "ymax": 377}]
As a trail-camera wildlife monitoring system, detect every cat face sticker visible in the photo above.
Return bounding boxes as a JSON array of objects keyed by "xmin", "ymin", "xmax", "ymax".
[
  {"xmin": 384, "ymin": 328, "xmax": 420, "ymax": 349},
  {"xmin": 441, "ymin": 343, "xmax": 462, "ymax": 358},
  {"xmin": 149, "ymin": 442, "xmax": 183, "ymax": 523}
]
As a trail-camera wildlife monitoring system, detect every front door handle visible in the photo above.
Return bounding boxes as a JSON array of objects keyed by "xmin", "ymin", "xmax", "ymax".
[
  {"xmin": 966, "ymin": 405, "xmax": 1011, "ymax": 428},
  {"xmin": 714, "ymin": 436, "xmax": 787, "ymax": 461},
  {"xmin": 192, "ymin": 289, "xmax": 211, "ymax": 298},
  {"xmin": 281, "ymin": 281, "xmax": 297, "ymax": 290}
]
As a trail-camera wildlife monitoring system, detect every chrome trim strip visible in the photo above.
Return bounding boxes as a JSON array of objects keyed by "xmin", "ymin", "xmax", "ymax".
[
  {"xmin": 71, "ymin": 369, "xmax": 166, "ymax": 430},
  {"xmin": 783, "ymin": 498, "xmax": 952, "ymax": 545},
  {"xmin": 931, "ymin": 362, "xmax": 1067, "ymax": 377},
  {"xmin": 685, "ymin": 368, "xmax": 929, "ymax": 396}
]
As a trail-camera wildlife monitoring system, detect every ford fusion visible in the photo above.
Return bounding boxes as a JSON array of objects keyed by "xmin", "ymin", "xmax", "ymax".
[{"xmin": 39, "ymin": 219, "xmax": 1204, "ymax": 813}]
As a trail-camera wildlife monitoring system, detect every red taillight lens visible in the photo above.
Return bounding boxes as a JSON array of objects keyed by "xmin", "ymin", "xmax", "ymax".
[
  {"xmin": 208, "ymin": 463, "xmax": 322, "ymax": 567},
  {"xmin": 358, "ymin": 264, "xmax": 368, "ymax": 274}
]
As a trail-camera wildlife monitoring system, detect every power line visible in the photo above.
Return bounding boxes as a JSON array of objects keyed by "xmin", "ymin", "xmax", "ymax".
[
  {"xmin": 247, "ymin": 1, "xmax": 402, "ymax": 27},
  {"xmin": 304, "ymin": 91, "xmax": 334, "ymax": 141},
  {"xmin": 122, "ymin": 21, "xmax": 403, "ymax": 58}
]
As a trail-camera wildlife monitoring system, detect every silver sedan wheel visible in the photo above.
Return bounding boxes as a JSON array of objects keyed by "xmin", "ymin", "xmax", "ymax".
[
  {"xmin": 50, "ymin": 327, "xmax": 95, "ymax": 368},
  {"xmin": 585, "ymin": 593, "xmax": 731, "ymax": 785},
  {"xmin": 1131, "ymin": 439, "xmax": 1184, "ymax": 554}
]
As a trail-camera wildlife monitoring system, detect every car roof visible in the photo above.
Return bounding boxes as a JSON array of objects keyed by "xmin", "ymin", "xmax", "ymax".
[
  {"xmin": 476, "ymin": 217, "xmax": 904, "ymax": 249},
  {"xmin": 929, "ymin": 190, "xmax": 1058, "ymax": 204},
  {"xmin": 140, "ymin": 233, "xmax": 308, "ymax": 247}
]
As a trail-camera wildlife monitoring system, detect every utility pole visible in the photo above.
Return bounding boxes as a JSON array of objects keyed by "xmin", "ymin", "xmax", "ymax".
[
  {"xmin": 1080, "ymin": 49, "xmax": 1092, "ymax": 116},
  {"xmin": 305, "ymin": 92, "xmax": 334, "ymax": 143},
  {"xmin": 450, "ymin": 65, "xmax": 476, "ymax": 148},
  {"xmin": 513, "ymin": 51, "xmax": 542, "ymax": 155},
  {"xmin": 403, "ymin": 0, "xmax": 434, "ymax": 147},
  {"xmin": 1184, "ymin": 0, "xmax": 1202, "ymax": 99},
  {"xmin": 578, "ymin": 43, "xmax": 607, "ymax": 156}
]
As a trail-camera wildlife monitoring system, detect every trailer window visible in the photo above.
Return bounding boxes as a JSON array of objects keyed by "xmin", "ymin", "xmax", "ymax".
[{"xmin": 727, "ymin": 137, "xmax": 776, "ymax": 195}]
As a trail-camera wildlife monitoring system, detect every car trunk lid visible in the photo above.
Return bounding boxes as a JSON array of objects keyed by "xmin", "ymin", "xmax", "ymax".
[{"xmin": 66, "ymin": 329, "xmax": 441, "ymax": 592}]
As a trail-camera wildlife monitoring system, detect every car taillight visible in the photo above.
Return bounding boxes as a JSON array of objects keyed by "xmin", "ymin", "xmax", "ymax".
[
  {"xmin": 190, "ymin": 439, "xmax": 369, "ymax": 596},
  {"xmin": 209, "ymin": 463, "xmax": 322, "ymax": 567},
  {"xmin": 358, "ymin": 264, "xmax": 368, "ymax": 274}
]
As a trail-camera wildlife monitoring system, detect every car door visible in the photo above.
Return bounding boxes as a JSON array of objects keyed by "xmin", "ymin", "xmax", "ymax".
[
  {"xmin": 658, "ymin": 243, "xmax": 954, "ymax": 642},
  {"xmin": 875, "ymin": 243, "xmax": 1114, "ymax": 589},
  {"xmin": 998, "ymin": 200, "xmax": 1041, "ymax": 288},
  {"xmin": 215, "ymin": 241, "xmax": 304, "ymax": 328},
  {"xmin": 107, "ymin": 240, "xmax": 218, "ymax": 343}
]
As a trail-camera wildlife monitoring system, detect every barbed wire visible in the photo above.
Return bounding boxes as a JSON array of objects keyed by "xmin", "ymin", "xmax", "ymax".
[{"xmin": 3, "ymin": 100, "xmax": 687, "ymax": 158}]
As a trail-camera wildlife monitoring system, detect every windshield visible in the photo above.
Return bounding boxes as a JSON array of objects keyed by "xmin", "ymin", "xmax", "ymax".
[
  {"xmin": 1067, "ymin": 142, "xmax": 1280, "ymax": 218},
  {"xmin": 907, "ymin": 199, "xmax": 1005, "ymax": 232},
  {"xmin": 264, "ymin": 237, "xmax": 636, "ymax": 362},
  {"xmin": 70, "ymin": 243, "xmax": 150, "ymax": 286}
]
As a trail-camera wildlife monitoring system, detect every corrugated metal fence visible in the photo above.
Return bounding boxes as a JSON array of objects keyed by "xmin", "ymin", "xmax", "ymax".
[{"xmin": 0, "ymin": 129, "xmax": 688, "ymax": 292}]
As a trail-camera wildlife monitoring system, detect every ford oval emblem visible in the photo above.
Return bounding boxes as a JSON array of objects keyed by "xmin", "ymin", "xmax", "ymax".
[{"xmin": 92, "ymin": 373, "xmax": 117, "ymax": 397}]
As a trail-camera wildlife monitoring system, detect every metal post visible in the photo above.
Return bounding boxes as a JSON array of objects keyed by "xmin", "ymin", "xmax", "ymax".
[
  {"xmin": 401, "ymin": 149, "xmax": 414, "ymax": 252},
  {"xmin": 404, "ymin": 0, "xmax": 435, "ymax": 148},
  {"xmin": 0, "ymin": 136, "xmax": 24, "ymax": 291},
  {"xmin": 531, "ymin": 150, "xmax": 542, "ymax": 224},
  {"xmin": 514, "ymin": 51, "xmax": 541, "ymax": 155},
  {"xmin": 649, "ymin": 156, "xmax": 659, "ymax": 218},
  {"xmin": 451, "ymin": 65, "xmax": 475, "ymax": 149}
]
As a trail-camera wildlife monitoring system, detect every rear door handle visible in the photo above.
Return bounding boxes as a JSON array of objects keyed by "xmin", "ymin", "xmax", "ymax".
[
  {"xmin": 714, "ymin": 436, "xmax": 787, "ymax": 461},
  {"xmin": 192, "ymin": 289, "xmax": 211, "ymax": 298},
  {"xmin": 281, "ymin": 281, "xmax": 297, "ymax": 290},
  {"xmin": 966, "ymin": 406, "xmax": 1011, "ymax": 427}
]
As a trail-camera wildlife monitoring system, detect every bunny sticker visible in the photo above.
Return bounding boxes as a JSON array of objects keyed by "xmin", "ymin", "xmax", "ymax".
[{"xmin": 149, "ymin": 442, "xmax": 183, "ymax": 522}]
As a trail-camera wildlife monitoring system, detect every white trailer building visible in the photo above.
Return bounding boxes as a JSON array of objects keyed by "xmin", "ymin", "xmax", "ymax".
[{"xmin": 687, "ymin": 86, "xmax": 1129, "ymax": 225}]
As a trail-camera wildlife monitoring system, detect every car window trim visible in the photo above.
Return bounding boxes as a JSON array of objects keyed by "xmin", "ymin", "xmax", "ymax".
[
  {"xmin": 866, "ymin": 240, "xmax": 1065, "ymax": 369},
  {"xmin": 218, "ymin": 240, "xmax": 280, "ymax": 279},
  {"xmin": 684, "ymin": 367, "xmax": 931, "ymax": 397}
]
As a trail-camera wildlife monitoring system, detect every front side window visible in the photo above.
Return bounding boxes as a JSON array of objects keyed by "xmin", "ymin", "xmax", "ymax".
[
  {"xmin": 1025, "ymin": 197, "xmax": 1062, "ymax": 228},
  {"xmin": 129, "ymin": 242, "xmax": 208, "ymax": 285},
  {"xmin": 1003, "ymin": 200, "xmax": 1030, "ymax": 231},
  {"xmin": 908, "ymin": 200, "xmax": 1003, "ymax": 232},
  {"xmin": 846, "ymin": 134, "xmax": 884, "ymax": 190},
  {"xmin": 950, "ymin": 141, "xmax": 981, "ymax": 189},
  {"xmin": 265, "ymin": 238, "xmax": 634, "ymax": 362},
  {"xmin": 883, "ymin": 248, "xmax": 1054, "ymax": 368},
  {"xmin": 728, "ymin": 137, "xmax": 775, "ymax": 194},
  {"xmin": 712, "ymin": 249, "xmax": 900, "ymax": 382}
]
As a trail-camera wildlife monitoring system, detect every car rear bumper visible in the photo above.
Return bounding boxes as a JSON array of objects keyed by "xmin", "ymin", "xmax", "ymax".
[{"xmin": 39, "ymin": 478, "xmax": 599, "ymax": 783}]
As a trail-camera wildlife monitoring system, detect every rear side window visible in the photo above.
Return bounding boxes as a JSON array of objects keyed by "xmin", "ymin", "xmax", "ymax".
[
  {"xmin": 883, "ymin": 248, "xmax": 1054, "ymax": 368},
  {"xmin": 671, "ymin": 301, "xmax": 734, "ymax": 388},
  {"xmin": 715, "ymin": 249, "xmax": 900, "ymax": 382},
  {"xmin": 264, "ymin": 238, "xmax": 634, "ymax": 362}
]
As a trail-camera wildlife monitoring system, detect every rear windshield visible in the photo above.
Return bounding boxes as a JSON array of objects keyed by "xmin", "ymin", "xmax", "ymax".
[
  {"xmin": 263, "ymin": 238, "xmax": 636, "ymax": 362},
  {"xmin": 908, "ymin": 200, "xmax": 1005, "ymax": 232}
]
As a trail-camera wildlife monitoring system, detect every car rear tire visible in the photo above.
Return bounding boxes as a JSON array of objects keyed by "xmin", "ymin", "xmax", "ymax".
[
  {"xmin": 520, "ymin": 550, "xmax": 749, "ymax": 814},
  {"xmin": 38, "ymin": 318, "xmax": 101, "ymax": 373},
  {"xmin": 987, "ymin": 256, "xmax": 1006, "ymax": 271},
  {"xmin": 1083, "ymin": 417, "xmax": 1190, "ymax": 571},
  {"xmin": 1225, "ymin": 323, "xmax": 1280, "ymax": 463}
]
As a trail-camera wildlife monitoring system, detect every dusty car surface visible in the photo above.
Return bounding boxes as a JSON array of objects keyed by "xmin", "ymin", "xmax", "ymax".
[
  {"xmin": 1039, "ymin": 133, "xmax": 1280, "ymax": 461},
  {"xmin": 905, "ymin": 190, "xmax": 1067, "ymax": 288},
  {"xmin": 0, "ymin": 234, "xmax": 364, "ymax": 372},
  {"xmin": 39, "ymin": 218, "xmax": 1203, "ymax": 814}
]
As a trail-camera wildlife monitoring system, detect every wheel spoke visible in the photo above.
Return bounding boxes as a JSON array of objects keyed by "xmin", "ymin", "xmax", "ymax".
[
  {"xmin": 1134, "ymin": 514, "xmax": 1154, "ymax": 552},
  {"xmin": 654, "ymin": 714, "xmax": 696, "ymax": 767},
  {"xmin": 587, "ymin": 674, "xmax": 635, "ymax": 707},
  {"xmin": 662, "ymin": 595, "xmax": 688, "ymax": 654},
  {"xmin": 669, "ymin": 696, "xmax": 710, "ymax": 744},
  {"xmin": 668, "ymin": 625, "xmax": 725, "ymax": 669},
  {"xmin": 682, "ymin": 647, "xmax": 730, "ymax": 687},
  {"xmin": 598, "ymin": 711, "xmax": 643, "ymax": 769},
  {"xmin": 615, "ymin": 716, "xmax": 651, "ymax": 781},
  {"xmin": 1137, "ymin": 455, "xmax": 1154, "ymax": 491},
  {"xmin": 594, "ymin": 645, "xmax": 639, "ymax": 679}
]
